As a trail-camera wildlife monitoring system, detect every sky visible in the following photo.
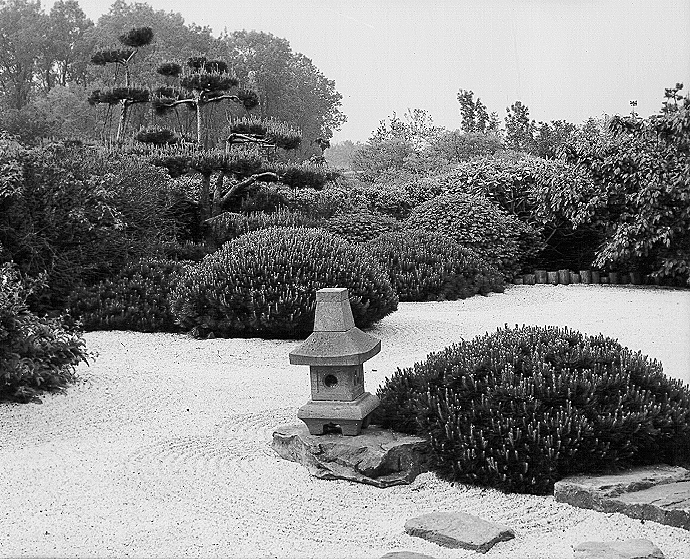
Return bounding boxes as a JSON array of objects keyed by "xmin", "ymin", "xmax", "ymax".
[{"xmin": 42, "ymin": 0, "xmax": 690, "ymax": 143}]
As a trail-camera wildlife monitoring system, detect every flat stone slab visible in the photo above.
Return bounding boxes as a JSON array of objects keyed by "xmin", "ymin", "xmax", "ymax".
[
  {"xmin": 404, "ymin": 512, "xmax": 515, "ymax": 553},
  {"xmin": 379, "ymin": 552, "xmax": 437, "ymax": 559},
  {"xmin": 272, "ymin": 423, "xmax": 430, "ymax": 488},
  {"xmin": 574, "ymin": 539, "xmax": 665, "ymax": 559},
  {"xmin": 554, "ymin": 465, "xmax": 690, "ymax": 530}
]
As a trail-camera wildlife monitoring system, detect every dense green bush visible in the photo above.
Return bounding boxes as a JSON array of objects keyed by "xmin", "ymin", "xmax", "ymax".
[
  {"xmin": 374, "ymin": 325, "xmax": 690, "ymax": 495},
  {"xmin": 206, "ymin": 209, "xmax": 321, "ymax": 245},
  {"xmin": 0, "ymin": 140, "xmax": 183, "ymax": 309},
  {"xmin": 1, "ymin": 263, "xmax": 91, "ymax": 403},
  {"xmin": 405, "ymin": 192, "xmax": 542, "ymax": 277},
  {"xmin": 367, "ymin": 231, "xmax": 505, "ymax": 301},
  {"xmin": 171, "ymin": 227, "xmax": 398, "ymax": 338},
  {"xmin": 426, "ymin": 155, "xmax": 602, "ymax": 271},
  {"xmin": 68, "ymin": 258, "xmax": 192, "ymax": 333},
  {"xmin": 324, "ymin": 210, "xmax": 401, "ymax": 243}
]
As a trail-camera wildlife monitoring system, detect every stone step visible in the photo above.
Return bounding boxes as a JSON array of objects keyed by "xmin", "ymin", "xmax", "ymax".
[{"xmin": 554, "ymin": 465, "xmax": 690, "ymax": 530}]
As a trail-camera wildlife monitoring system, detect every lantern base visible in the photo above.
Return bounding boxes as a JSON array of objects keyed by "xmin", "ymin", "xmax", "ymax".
[{"xmin": 298, "ymin": 392, "xmax": 379, "ymax": 436}]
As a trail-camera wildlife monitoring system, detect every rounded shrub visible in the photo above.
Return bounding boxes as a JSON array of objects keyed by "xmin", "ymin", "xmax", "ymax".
[
  {"xmin": 367, "ymin": 231, "xmax": 505, "ymax": 301},
  {"xmin": 405, "ymin": 192, "xmax": 541, "ymax": 278},
  {"xmin": 171, "ymin": 227, "xmax": 398, "ymax": 338},
  {"xmin": 68, "ymin": 258, "xmax": 193, "ymax": 332},
  {"xmin": 374, "ymin": 325, "xmax": 690, "ymax": 495},
  {"xmin": 324, "ymin": 210, "xmax": 401, "ymax": 243}
]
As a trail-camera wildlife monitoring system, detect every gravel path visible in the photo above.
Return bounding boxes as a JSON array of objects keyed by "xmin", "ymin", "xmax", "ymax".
[{"xmin": 1, "ymin": 285, "xmax": 689, "ymax": 559}]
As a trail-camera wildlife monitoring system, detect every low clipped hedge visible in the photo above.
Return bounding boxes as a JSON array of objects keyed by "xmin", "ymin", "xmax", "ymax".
[
  {"xmin": 206, "ymin": 209, "xmax": 320, "ymax": 245},
  {"xmin": 171, "ymin": 227, "xmax": 398, "ymax": 338},
  {"xmin": 324, "ymin": 210, "xmax": 401, "ymax": 243},
  {"xmin": 1, "ymin": 262, "xmax": 90, "ymax": 403},
  {"xmin": 373, "ymin": 325, "xmax": 690, "ymax": 495},
  {"xmin": 68, "ymin": 258, "xmax": 193, "ymax": 332},
  {"xmin": 367, "ymin": 231, "xmax": 505, "ymax": 301},
  {"xmin": 405, "ymin": 192, "xmax": 542, "ymax": 278}
]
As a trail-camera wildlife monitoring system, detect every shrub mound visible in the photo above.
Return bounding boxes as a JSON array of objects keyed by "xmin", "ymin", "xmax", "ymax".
[
  {"xmin": 405, "ymin": 192, "xmax": 542, "ymax": 278},
  {"xmin": 171, "ymin": 227, "xmax": 398, "ymax": 338},
  {"xmin": 374, "ymin": 325, "xmax": 690, "ymax": 495},
  {"xmin": 206, "ymin": 209, "xmax": 320, "ymax": 245},
  {"xmin": 1, "ymin": 263, "xmax": 90, "ymax": 403},
  {"xmin": 68, "ymin": 258, "xmax": 192, "ymax": 332},
  {"xmin": 367, "ymin": 231, "xmax": 505, "ymax": 301},
  {"xmin": 325, "ymin": 210, "xmax": 400, "ymax": 243}
]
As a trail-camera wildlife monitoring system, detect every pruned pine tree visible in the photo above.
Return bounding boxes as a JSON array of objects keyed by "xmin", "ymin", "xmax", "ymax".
[
  {"xmin": 88, "ymin": 26, "xmax": 153, "ymax": 144},
  {"xmin": 151, "ymin": 56, "xmax": 260, "ymax": 149}
]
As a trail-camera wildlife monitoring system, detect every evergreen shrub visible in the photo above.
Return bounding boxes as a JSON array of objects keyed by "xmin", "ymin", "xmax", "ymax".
[
  {"xmin": 374, "ymin": 325, "xmax": 690, "ymax": 495},
  {"xmin": 1, "ymin": 263, "xmax": 90, "ymax": 403},
  {"xmin": 171, "ymin": 227, "xmax": 398, "ymax": 338},
  {"xmin": 325, "ymin": 210, "xmax": 401, "ymax": 243},
  {"xmin": 206, "ymin": 209, "xmax": 320, "ymax": 244},
  {"xmin": 367, "ymin": 231, "xmax": 505, "ymax": 301},
  {"xmin": 405, "ymin": 192, "xmax": 542, "ymax": 277},
  {"xmin": 68, "ymin": 258, "xmax": 192, "ymax": 333}
]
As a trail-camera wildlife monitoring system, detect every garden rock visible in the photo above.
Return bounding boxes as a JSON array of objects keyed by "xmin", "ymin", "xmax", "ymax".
[
  {"xmin": 403, "ymin": 511, "xmax": 514, "ymax": 552},
  {"xmin": 573, "ymin": 539, "xmax": 665, "ymax": 559},
  {"xmin": 271, "ymin": 423, "xmax": 430, "ymax": 488},
  {"xmin": 554, "ymin": 465, "xmax": 690, "ymax": 530}
]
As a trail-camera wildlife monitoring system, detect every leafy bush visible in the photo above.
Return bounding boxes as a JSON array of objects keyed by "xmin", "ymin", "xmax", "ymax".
[
  {"xmin": 427, "ymin": 155, "xmax": 601, "ymax": 271},
  {"xmin": 405, "ymin": 192, "xmax": 542, "ymax": 277},
  {"xmin": 324, "ymin": 210, "xmax": 401, "ymax": 243},
  {"xmin": 374, "ymin": 325, "xmax": 690, "ymax": 495},
  {"xmin": 566, "ymin": 100, "xmax": 690, "ymax": 284},
  {"xmin": 171, "ymin": 227, "xmax": 398, "ymax": 338},
  {"xmin": 1, "ymin": 263, "xmax": 91, "ymax": 403},
  {"xmin": 367, "ymin": 231, "xmax": 505, "ymax": 301},
  {"xmin": 206, "ymin": 209, "xmax": 321, "ymax": 245},
  {"xmin": 0, "ymin": 140, "xmax": 183, "ymax": 309},
  {"xmin": 68, "ymin": 258, "xmax": 192, "ymax": 333}
]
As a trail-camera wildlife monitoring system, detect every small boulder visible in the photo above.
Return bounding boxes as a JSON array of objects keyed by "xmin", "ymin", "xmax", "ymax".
[
  {"xmin": 272, "ymin": 423, "xmax": 430, "ymax": 488},
  {"xmin": 574, "ymin": 539, "xmax": 665, "ymax": 559},
  {"xmin": 404, "ymin": 511, "xmax": 514, "ymax": 553}
]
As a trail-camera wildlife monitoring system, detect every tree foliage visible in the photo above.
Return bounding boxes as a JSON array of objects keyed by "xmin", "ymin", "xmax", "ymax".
[{"xmin": 566, "ymin": 89, "xmax": 690, "ymax": 283}]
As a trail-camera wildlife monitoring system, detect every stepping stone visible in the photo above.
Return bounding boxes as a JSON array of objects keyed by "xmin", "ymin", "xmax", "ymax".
[
  {"xmin": 379, "ymin": 553, "xmax": 437, "ymax": 559},
  {"xmin": 404, "ymin": 511, "xmax": 514, "ymax": 553},
  {"xmin": 272, "ymin": 423, "xmax": 430, "ymax": 488},
  {"xmin": 574, "ymin": 539, "xmax": 665, "ymax": 559},
  {"xmin": 554, "ymin": 465, "xmax": 690, "ymax": 530}
]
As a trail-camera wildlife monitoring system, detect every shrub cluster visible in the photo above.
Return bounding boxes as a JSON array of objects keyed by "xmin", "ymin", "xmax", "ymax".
[
  {"xmin": 171, "ymin": 227, "xmax": 398, "ymax": 338},
  {"xmin": 405, "ymin": 192, "xmax": 542, "ymax": 277},
  {"xmin": 0, "ymin": 141, "xmax": 184, "ymax": 310},
  {"xmin": 1, "ymin": 263, "xmax": 90, "ymax": 403},
  {"xmin": 324, "ymin": 210, "xmax": 400, "ymax": 243},
  {"xmin": 68, "ymin": 258, "xmax": 192, "ymax": 333},
  {"xmin": 367, "ymin": 231, "xmax": 505, "ymax": 301},
  {"xmin": 374, "ymin": 325, "xmax": 690, "ymax": 495}
]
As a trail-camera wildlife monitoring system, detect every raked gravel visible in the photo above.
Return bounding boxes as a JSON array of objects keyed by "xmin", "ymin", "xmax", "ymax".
[{"xmin": 1, "ymin": 284, "xmax": 689, "ymax": 559}]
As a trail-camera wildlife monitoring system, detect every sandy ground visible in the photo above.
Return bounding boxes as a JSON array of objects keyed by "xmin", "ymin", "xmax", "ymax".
[{"xmin": 1, "ymin": 284, "xmax": 689, "ymax": 559}]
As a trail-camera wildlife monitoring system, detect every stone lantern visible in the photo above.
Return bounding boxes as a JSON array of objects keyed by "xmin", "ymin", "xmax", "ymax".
[{"xmin": 289, "ymin": 287, "xmax": 380, "ymax": 436}]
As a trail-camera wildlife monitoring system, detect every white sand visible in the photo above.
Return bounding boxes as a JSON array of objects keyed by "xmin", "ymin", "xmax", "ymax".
[{"xmin": 1, "ymin": 285, "xmax": 689, "ymax": 559}]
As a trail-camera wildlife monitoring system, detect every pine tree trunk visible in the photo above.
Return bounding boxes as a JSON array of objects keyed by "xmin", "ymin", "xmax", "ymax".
[
  {"xmin": 116, "ymin": 100, "xmax": 129, "ymax": 145},
  {"xmin": 196, "ymin": 99, "xmax": 203, "ymax": 148}
]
